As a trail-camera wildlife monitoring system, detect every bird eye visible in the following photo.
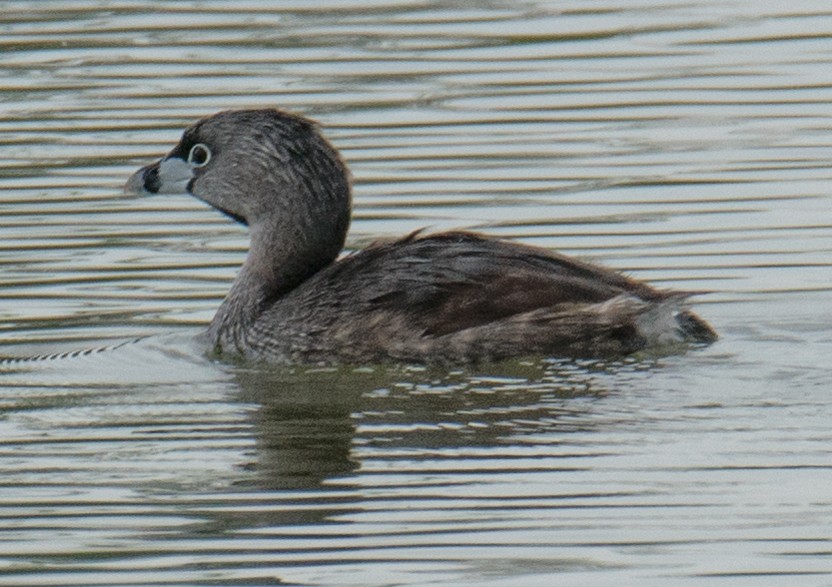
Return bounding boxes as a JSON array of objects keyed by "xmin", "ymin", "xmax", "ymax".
[{"xmin": 187, "ymin": 143, "xmax": 212, "ymax": 168}]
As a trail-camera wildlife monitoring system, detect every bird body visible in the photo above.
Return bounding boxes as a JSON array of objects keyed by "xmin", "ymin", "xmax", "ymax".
[{"xmin": 126, "ymin": 109, "xmax": 716, "ymax": 365}]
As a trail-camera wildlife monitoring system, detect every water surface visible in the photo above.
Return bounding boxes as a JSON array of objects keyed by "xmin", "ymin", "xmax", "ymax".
[{"xmin": 1, "ymin": 1, "xmax": 831, "ymax": 585}]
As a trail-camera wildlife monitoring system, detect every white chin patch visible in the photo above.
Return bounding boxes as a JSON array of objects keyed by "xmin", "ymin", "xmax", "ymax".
[{"xmin": 157, "ymin": 157, "xmax": 194, "ymax": 194}]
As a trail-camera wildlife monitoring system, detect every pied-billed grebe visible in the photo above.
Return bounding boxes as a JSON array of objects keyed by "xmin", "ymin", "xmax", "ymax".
[{"xmin": 126, "ymin": 108, "xmax": 716, "ymax": 364}]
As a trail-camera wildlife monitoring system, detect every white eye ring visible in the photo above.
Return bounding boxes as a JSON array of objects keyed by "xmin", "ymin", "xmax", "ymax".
[{"xmin": 187, "ymin": 143, "xmax": 212, "ymax": 168}]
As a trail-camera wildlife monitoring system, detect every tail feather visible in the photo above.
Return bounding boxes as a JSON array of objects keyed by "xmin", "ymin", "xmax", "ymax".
[
  {"xmin": 675, "ymin": 309, "xmax": 718, "ymax": 343},
  {"xmin": 632, "ymin": 294, "xmax": 717, "ymax": 346}
]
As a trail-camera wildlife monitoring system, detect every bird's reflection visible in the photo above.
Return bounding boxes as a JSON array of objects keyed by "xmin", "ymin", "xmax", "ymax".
[{"xmin": 233, "ymin": 357, "xmax": 654, "ymax": 492}]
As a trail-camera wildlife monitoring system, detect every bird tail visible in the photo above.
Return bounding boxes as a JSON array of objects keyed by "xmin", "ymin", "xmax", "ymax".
[{"xmin": 632, "ymin": 294, "xmax": 717, "ymax": 346}]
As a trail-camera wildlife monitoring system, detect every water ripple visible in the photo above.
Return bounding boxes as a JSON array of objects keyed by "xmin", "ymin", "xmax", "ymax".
[{"xmin": 1, "ymin": 1, "xmax": 832, "ymax": 585}]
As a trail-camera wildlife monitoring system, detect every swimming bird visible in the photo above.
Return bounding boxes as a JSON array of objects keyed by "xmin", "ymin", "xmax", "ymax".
[{"xmin": 126, "ymin": 108, "xmax": 716, "ymax": 365}]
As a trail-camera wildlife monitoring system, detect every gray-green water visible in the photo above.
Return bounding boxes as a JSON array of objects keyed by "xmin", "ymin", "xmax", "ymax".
[{"xmin": 1, "ymin": 1, "xmax": 831, "ymax": 585}]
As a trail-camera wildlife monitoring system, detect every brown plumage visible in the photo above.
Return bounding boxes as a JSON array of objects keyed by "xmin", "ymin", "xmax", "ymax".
[{"xmin": 126, "ymin": 108, "xmax": 716, "ymax": 365}]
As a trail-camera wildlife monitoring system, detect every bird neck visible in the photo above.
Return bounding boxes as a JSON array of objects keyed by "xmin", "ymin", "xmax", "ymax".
[{"xmin": 206, "ymin": 220, "xmax": 338, "ymax": 355}]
